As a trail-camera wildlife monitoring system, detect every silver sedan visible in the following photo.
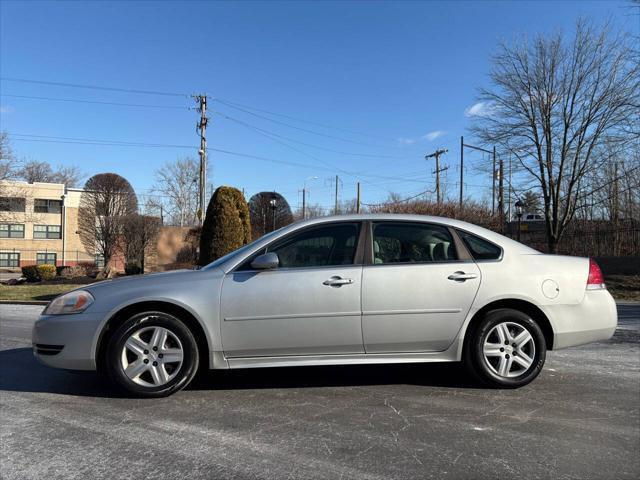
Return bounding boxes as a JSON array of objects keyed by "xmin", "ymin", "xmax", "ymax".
[{"xmin": 33, "ymin": 214, "xmax": 617, "ymax": 397}]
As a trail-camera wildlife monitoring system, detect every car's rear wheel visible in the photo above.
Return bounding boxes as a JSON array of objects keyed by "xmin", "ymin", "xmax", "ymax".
[
  {"xmin": 464, "ymin": 308, "xmax": 546, "ymax": 388},
  {"xmin": 106, "ymin": 311, "xmax": 199, "ymax": 398}
]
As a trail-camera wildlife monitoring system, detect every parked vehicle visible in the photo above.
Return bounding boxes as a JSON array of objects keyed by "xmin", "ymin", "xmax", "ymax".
[
  {"xmin": 523, "ymin": 213, "xmax": 544, "ymax": 221},
  {"xmin": 33, "ymin": 214, "xmax": 617, "ymax": 397}
]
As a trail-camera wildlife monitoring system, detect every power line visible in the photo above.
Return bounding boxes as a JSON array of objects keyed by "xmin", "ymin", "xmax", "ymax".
[
  {"xmin": 212, "ymin": 97, "xmax": 383, "ymax": 141},
  {"xmin": 7, "ymin": 132, "xmax": 494, "ymax": 190},
  {"xmin": 361, "ymin": 188, "xmax": 435, "ymax": 207},
  {"xmin": 214, "ymin": 110, "xmax": 414, "ymax": 160},
  {"xmin": 1, "ymin": 76, "xmax": 397, "ymax": 147},
  {"xmin": 212, "ymin": 97, "xmax": 395, "ymax": 150},
  {"xmin": 0, "ymin": 77, "xmax": 188, "ymax": 97},
  {"xmin": 8, "ymin": 133, "xmax": 195, "ymax": 149},
  {"xmin": 0, "ymin": 93, "xmax": 188, "ymax": 110}
]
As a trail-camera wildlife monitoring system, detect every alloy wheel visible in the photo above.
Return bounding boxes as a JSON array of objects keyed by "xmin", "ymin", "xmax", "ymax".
[
  {"xmin": 482, "ymin": 321, "xmax": 536, "ymax": 378},
  {"xmin": 120, "ymin": 325, "xmax": 184, "ymax": 387}
]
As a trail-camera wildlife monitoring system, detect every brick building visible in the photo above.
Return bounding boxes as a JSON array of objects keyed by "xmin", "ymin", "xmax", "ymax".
[
  {"xmin": 0, "ymin": 180, "xmax": 190, "ymax": 273},
  {"xmin": 0, "ymin": 180, "xmax": 105, "ymax": 269}
]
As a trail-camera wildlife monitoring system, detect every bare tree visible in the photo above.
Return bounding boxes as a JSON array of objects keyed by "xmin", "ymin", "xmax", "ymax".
[
  {"xmin": 152, "ymin": 157, "xmax": 199, "ymax": 227},
  {"xmin": 120, "ymin": 214, "xmax": 161, "ymax": 274},
  {"xmin": 78, "ymin": 173, "xmax": 138, "ymax": 270},
  {"xmin": 299, "ymin": 203, "xmax": 329, "ymax": 218},
  {"xmin": 18, "ymin": 159, "xmax": 84, "ymax": 187},
  {"xmin": 0, "ymin": 132, "xmax": 19, "ymax": 182},
  {"xmin": 520, "ymin": 191, "xmax": 542, "ymax": 214},
  {"xmin": 19, "ymin": 160, "xmax": 53, "ymax": 183},
  {"xmin": 51, "ymin": 165, "xmax": 84, "ymax": 187},
  {"xmin": 336, "ymin": 198, "xmax": 359, "ymax": 214},
  {"xmin": 470, "ymin": 20, "xmax": 639, "ymax": 252}
]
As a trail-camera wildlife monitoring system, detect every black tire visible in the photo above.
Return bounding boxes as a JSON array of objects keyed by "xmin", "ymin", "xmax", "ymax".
[
  {"xmin": 106, "ymin": 311, "xmax": 199, "ymax": 398},
  {"xmin": 463, "ymin": 308, "xmax": 546, "ymax": 388}
]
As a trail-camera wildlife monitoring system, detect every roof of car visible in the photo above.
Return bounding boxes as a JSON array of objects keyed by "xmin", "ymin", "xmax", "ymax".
[{"xmin": 292, "ymin": 213, "xmax": 498, "ymax": 239}]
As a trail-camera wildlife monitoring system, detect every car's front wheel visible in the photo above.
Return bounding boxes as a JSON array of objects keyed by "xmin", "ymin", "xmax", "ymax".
[
  {"xmin": 464, "ymin": 308, "xmax": 546, "ymax": 388},
  {"xmin": 106, "ymin": 311, "xmax": 199, "ymax": 397}
]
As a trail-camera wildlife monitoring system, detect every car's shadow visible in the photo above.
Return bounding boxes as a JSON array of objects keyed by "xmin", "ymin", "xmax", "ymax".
[{"xmin": 0, "ymin": 347, "xmax": 480, "ymax": 398}]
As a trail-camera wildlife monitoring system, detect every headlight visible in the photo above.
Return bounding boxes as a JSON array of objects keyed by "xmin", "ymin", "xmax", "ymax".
[{"xmin": 44, "ymin": 290, "xmax": 95, "ymax": 315}]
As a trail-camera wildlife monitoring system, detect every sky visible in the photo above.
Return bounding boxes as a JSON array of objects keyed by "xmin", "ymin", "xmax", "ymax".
[{"xmin": 0, "ymin": 0, "xmax": 637, "ymax": 212}]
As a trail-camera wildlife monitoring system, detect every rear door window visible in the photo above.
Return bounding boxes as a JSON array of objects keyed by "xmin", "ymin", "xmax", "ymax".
[{"xmin": 372, "ymin": 222, "xmax": 458, "ymax": 264}]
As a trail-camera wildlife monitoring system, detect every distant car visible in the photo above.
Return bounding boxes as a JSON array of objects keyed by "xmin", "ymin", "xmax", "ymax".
[
  {"xmin": 523, "ymin": 213, "xmax": 544, "ymax": 221},
  {"xmin": 33, "ymin": 214, "xmax": 617, "ymax": 397}
]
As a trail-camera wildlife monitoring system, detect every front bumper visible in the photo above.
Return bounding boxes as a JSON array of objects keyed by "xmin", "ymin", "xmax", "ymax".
[
  {"xmin": 550, "ymin": 289, "xmax": 618, "ymax": 350},
  {"xmin": 32, "ymin": 311, "xmax": 105, "ymax": 371}
]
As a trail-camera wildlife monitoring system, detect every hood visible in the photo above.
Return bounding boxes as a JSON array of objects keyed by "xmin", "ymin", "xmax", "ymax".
[{"xmin": 82, "ymin": 268, "xmax": 207, "ymax": 294}]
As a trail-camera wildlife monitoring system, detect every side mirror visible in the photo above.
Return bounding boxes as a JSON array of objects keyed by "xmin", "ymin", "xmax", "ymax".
[{"xmin": 251, "ymin": 252, "xmax": 279, "ymax": 270}]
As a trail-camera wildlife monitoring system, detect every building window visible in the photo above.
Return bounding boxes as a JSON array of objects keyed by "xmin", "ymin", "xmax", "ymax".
[
  {"xmin": 33, "ymin": 225, "xmax": 62, "ymax": 239},
  {"xmin": 0, "ymin": 252, "xmax": 20, "ymax": 268},
  {"xmin": 36, "ymin": 252, "xmax": 57, "ymax": 265},
  {"xmin": 0, "ymin": 224, "xmax": 25, "ymax": 238},
  {"xmin": 0, "ymin": 197, "xmax": 26, "ymax": 212},
  {"xmin": 95, "ymin": 254, "xmax": 105, "ymax": 268},
  {"xmin": 34, "ymin": 199, "xmax": 63, "ymax": 214}
]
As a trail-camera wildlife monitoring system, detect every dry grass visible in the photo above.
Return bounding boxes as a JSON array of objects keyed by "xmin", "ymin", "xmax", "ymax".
[
  {"xmin": 0, "ymin": 284, "xmax": 85, "ymax": 302},
  {"xmin": 605, "ymin": 275, "xmax": 640, "ymax": 301}
]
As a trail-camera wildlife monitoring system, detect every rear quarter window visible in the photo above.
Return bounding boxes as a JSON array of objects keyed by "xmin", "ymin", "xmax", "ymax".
[{"xmin": 456, "ymin": 230, "xmax": 502, "ymax": 261}]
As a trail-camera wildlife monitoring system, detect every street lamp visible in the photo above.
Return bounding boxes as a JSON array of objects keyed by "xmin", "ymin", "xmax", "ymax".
[
  {"xmin": 269, "ymin": 192, "xmax": 278, "ymax": 232},
  {"xmin": 514, "ymin": 200, "xmax": 524, "ymax": 242}
]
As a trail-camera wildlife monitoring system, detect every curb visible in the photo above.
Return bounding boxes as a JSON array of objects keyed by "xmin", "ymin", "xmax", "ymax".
[{"xmin": 0, "ymin": 301, "xmax": 48, "ymax": 306}]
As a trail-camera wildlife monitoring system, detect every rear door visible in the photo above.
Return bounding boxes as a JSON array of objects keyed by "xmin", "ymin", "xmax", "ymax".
[
  {"xmin": 220, "ymin": 222, "xmax": 365, "ymax": 358},
  {"xmin": 362, "ymin": 221, "xmax": 481, "ymax": 353}
]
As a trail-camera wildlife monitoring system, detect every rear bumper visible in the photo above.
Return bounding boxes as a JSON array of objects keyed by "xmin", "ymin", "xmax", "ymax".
[{"xmin": 549, "ymin": 289, "xmax": 618, "ymax": 350}]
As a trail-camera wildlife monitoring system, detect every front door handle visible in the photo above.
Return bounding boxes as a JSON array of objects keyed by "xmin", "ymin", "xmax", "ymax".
[
  {"xmin": 323, "ymin": 276, "xmax": 354, "ymax": 287},
  {"xmin": 447, "ymin": 271, "xmax": 478, "ymax": 282}
]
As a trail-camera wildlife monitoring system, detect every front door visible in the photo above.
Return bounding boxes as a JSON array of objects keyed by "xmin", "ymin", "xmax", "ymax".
[
  {"xmin": 221, "ymin": 222, "xmax": 365, "ymax": 358},
  {"xmin": 362, "ymin": 221, "xmax": 481, "ymax": 353}
]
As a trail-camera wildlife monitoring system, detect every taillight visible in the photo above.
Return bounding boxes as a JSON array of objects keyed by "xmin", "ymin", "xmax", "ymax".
[{"xmin": 586, "ymin": 258, "xmax": 606, "ymax": 290}]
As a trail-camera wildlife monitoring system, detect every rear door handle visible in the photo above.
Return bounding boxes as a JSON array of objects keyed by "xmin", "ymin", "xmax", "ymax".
[
  {"xmin": 447, "ymin": 271, "xmax": 478, "ymax": 282},
  {"xmin": 323, "ymin": 276, "xmax": 354, "ymax": 287}
]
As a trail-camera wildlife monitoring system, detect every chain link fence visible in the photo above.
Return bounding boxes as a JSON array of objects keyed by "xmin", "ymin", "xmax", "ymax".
[{"xmin": 505, "ymin": 219, "xmax": 640, "ymax": 257}]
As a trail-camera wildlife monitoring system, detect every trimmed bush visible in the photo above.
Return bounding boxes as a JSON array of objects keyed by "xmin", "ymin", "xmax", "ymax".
[
  {"xmin": 199, "ymin": 186, "xmax": 252, "ymax": 265},
  {"xmin": 21, "ymin": 265, "xmax": 41, "ymax": 283},
  {"xmin": 37, "ymin": 264, "xmax": 57, "ymax": 281},
  {"xmin": 58, "ymin": 265, "xmax": 84, "ymax": 279}
]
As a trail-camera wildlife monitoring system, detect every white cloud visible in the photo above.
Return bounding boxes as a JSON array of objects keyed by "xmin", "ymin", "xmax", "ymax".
[
  {"xmin": 0, "ymin": 105, "xmax": 13, "ymax": 114},
  {"xmin": 464, "ymin": 101, "xmax": 494, "ymax": 117},
  {"xmin": 397, "ymin": 137, "xmax": 416, "ymax": 145},
  {"xmin": 422, "ymin": 130, "xmax": 446, "ymax": 141}
]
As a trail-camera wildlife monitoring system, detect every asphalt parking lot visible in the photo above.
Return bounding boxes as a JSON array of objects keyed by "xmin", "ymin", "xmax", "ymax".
[{"xmin": 1, "ymin": 304, "xmax": 639, "ymax": 480}]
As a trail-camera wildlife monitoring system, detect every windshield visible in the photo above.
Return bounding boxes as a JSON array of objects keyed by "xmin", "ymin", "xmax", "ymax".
[{"xmin": 200, "ymin": 229, "xmax": 283, "ymax": 271}]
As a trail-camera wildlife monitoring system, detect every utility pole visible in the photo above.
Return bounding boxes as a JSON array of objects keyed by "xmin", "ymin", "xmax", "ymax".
[
  {"xmin": 302, "ymin": 188, "xmax": 306, "ymax": 220},
  {"xmin": 194, "ymin": 94, "xmax": 208, "ymax": 226},
  {"xmin": 461, "ymin": 140, "xmax": 495, "ymax": 212},
  {"xmin": 426, "ymin": 149, "xmax": 448, "ymax": 204},
  {"xmin": 334, "ymin": 174, "xmax": 339, "ymax": 215},
  {"xmin": 459, "ymin": 136, "xmax": 464, "ymax": 208},
  {"xmin": 498, "ymin": 154, "xmax": 504, "ymax": 232},
  {"xmin": 492, "ymin": 146, "xmax": 496, "ymax": 215},
  {"xmin": 613, "ymin": 161, "xmax": 620, "ymax": 256},
  {"xmin": 508, "ymin": 153, "xmax": 512, "ymax": 221},
  {"xmin": 356, "ymin": 182, "xmax": 361, "ymax": 213}
]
